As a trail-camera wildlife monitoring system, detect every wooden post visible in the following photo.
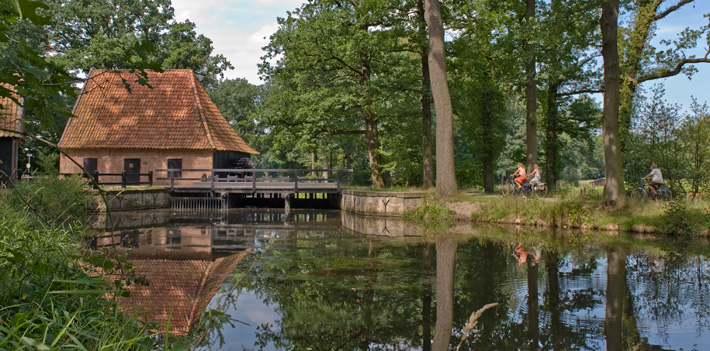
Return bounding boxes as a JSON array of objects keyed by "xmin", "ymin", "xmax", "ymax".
[
  {"xmin": 294, "ymin": 172, "xmax": 299, "ymax": 192},
  {"xmin": 210, "ymin": 170, "xmax": 215, "ymax": 192},
  {"xmin": 93, "ymin": 170, "xmax": 99, "ymax": 189},
  {"xmin": 121, "ymin": 170, "xmax": 127, "ymax": 188},
  {"xmin": 148, "ymin": 171, "xmax": 153, "ymax": 187},
  {"xmin": 170, "ymin": 170, "xmax": 174, "ymax": 191},
  {"xmin": 252, "ymin": 170, "xmax": 257, "ymax": 192}
]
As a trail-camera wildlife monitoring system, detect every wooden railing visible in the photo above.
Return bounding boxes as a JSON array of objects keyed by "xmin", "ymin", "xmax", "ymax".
[
  {"xmin": 81, "ymin": 170, "xmax": 154, "ymax": 188},
  {"xmin": 154, "ymin": 168, "xmax": 353, "ymax": 193}
]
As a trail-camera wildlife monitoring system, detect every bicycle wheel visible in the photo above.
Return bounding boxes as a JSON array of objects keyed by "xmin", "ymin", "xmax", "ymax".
[
  {"xmin": 502, "ymin": 183, "xmax": 513, "ymax": 196},
  {"xmin": 630, "ymin": 188, "xmax": 647, "ymax": 201},
  {"xmin": 534, "ymin": 184, "xmax": 548, "ymax": 198}
]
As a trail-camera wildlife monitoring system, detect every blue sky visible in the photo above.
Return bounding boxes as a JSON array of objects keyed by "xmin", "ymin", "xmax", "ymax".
[{"xmin": 172, "ymin": 0, "xmax": 710, "ymax": 111}]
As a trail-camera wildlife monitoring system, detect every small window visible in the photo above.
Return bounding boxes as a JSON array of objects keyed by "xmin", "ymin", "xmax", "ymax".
[
  {"xmin": 83, "ymin": 158, "xmax": 98, "ymax": 175},
  {"xmin": 167, "ymin": 159, "xmax": 182, "ymax": 178}
]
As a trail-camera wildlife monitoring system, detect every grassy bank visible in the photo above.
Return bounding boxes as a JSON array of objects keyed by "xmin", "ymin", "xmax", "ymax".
[
  {"xmin": 0, "ymin": 176, "xmax": 188, "ymax": 350},
  {"xmin": 408, "ymin": 190, "xmax": 710, "ymax": 236}
]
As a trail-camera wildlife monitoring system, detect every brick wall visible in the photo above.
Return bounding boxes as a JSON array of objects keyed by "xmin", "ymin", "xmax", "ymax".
[{"xmin": 60, "ymin": 148, "xmax": 212, "ymax": 186}]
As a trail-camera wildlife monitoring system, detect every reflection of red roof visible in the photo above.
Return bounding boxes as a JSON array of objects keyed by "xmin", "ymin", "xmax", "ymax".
[
  {"xmin": 118, "ymin": 252, "xmax": 248, "ymax": 335},
  {"xmin": 58, "ymin": 69, "xmax": 258, "ymax": 154},
  {"xmin": 0, "ymin": 83, "xmax": 24, "ymax": 139}
]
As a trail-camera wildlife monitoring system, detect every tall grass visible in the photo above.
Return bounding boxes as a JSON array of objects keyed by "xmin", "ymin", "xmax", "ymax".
[{"xmin": 0, "ymin": 177, "xmax": 188, "ymax": 350}]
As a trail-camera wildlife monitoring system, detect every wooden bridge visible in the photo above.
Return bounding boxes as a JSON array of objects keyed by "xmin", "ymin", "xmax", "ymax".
[{"xmin": 154, "ymin": 168, "xmax": 353, "ymax": 195}]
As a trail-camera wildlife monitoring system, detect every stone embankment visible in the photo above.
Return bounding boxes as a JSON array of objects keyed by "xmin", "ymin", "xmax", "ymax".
[
  {"xmin": 339, "ymin": 189, "xmax": 428, "ymax": 216},
  {"xmin": 89, "ymin": 188, "xmax": 170, "ymax": 212}
]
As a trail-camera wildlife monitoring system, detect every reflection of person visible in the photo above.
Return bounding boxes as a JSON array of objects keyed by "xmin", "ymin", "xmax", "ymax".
[
  {"xmin": 511, "ymin": 163, "xmax": 527, "ymax": 189},
  {"xmin": 648, "ymin": 257, "xmax": 665, "ymax": 274},
  {"xmin": 512, "ymin": 243, "xmax": 540, "ymax": 266},
  {"xmin": 642, "ymin": 163, "xmax": 663, "ymax": 196}
]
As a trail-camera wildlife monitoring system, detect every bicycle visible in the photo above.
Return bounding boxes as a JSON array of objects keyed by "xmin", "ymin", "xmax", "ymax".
[
  {"xmin": 501, "ymin": 176, "xmax": 548, "ymax": 198},
  {"xmin": 629, "ymin": 179, "xmax": 672, "ymax": 201}
]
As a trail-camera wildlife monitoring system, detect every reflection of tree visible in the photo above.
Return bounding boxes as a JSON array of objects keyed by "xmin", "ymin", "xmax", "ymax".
[
  {"xmin": 422, "ymin": 243, "xmax": 433, "ymax": 351},
  {"xmin": 242, "ymin": 232, "xmax": 435, "ymax": 350},
  {"xmin": 208, "ymin": 225, "xmax": 710, "ymax": 351},
  {"xmin": 432, "ymin": 236, "xmax": 456, "ymax": 351},
  {"xmin": 605, "ymin": 247, "xmax": 624, "ymax": 351},
  {"xmin": 537, "ymin": 249, "xmax": 599, "ymax": 351},
  {"xmin": 528, "ymin": 259, "xmax": 539, "ymax": 351},
  {"xmin": 626, "ymin": 251, "xmax": 710, "ymax": 346}
]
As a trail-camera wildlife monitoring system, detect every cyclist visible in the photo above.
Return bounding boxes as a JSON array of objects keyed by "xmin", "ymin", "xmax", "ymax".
[
  {"xmin": 529, "ymin": 164, "xmax": 543, "ymax": 189},
  {"xmin": 511, "ymin": 163, "xmax": 527, "ymax": 189},
  {"xmin": 642, "ymin": 163, "xmax": 663, "ymax": 196}
]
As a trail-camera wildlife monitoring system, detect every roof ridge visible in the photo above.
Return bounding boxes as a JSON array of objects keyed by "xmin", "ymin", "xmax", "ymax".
[{"xmin": 189, "ymin": 71, "xmax": 215, "ymax": 149}]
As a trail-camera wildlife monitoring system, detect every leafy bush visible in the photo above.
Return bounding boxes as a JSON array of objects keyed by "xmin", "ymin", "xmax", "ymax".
[
  {"xmin": 8, "ymin": 174, "xmax": 91, "ymax": 228},
  {"xmin": 661, "ymin": 200, "xmax": 695, "ymax": 235}
]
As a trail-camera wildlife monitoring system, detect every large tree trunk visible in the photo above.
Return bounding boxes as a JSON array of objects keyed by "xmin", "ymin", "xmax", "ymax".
[
  {"xmin": 544, "ymin": 82, "xmax": 560, "ymax": 190},
  {"xmin": 524, "ymin": 0, "xmax": 537, "ymax": 171},
  {"xmin": 432, "ymin": 236, "xmax": 456, "ymax": 351},
  {"xmin": 418, "ymin": 0, "xmax": 434, "ymax": 189},
  {"xmin": 600, "ymin": 0, "xmax": 624, "ymax": 206},
  {"xmin": 424, "ymin": 0, "xmax": 457, "ymax": 197}
]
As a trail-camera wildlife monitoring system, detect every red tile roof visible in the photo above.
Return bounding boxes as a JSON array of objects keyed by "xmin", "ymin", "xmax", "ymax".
[
  {"xmin": 0, "ymin": 84, "xmax": 24, "ymax": 139},
  {"xmin": 58, "ymin": 69, "xmax": 258, "ymax": 154},
  {"xmin": 116, "ymin": 251, "xmax": 249, "ymax": 335}
]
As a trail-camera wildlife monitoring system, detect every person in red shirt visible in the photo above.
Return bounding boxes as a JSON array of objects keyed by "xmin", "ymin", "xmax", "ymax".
[{"xmin": 511, "ymin": 163, "xmax": 527, "ymax": 189}]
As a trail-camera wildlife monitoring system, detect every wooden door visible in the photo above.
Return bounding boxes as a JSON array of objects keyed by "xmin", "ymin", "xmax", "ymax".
[{"xmin": 124, "ymin": 158, "xmax": 140, "ymax": 185}]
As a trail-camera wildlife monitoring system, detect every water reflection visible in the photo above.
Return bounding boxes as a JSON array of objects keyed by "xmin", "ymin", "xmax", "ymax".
[{"xmin": 94, "ymin": 210, "xmax": 710, "ymax": 350}]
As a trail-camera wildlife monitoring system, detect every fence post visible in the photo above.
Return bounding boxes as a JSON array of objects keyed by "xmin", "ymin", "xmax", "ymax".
[
  {"xmin": 170, "ymin": 170, "xmax": 174, "ymax": 191},
  {"xmin": 148, "ymin": 171, "xmax": 153, "ymax": 187},
  {"xmin": 93, "ymin": 170, "xmax": 99, "ymax": 189},
  {"xmin": 252, "ymin": 170, "xmax": 257, "ymax": 193},
  {"xmin": 294, "ymin": 171, "xmax": 298, "ymax": 193},
  {"xmin": 210, "ymin": 170, "xmax": 215, "ymax": 192},
  {"xmin": 122, "ymin": 170, "xmax": 127, "ymax": 188}
]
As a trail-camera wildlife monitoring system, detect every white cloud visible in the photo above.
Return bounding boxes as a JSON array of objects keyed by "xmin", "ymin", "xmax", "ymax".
[{"xmin": 171, "ymin": 0, "xmax": 304, "ymax": 84}]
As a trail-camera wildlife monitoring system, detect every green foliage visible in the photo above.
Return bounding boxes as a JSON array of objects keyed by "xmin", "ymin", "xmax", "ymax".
[
  {"xmin": 405, "ymin": 201, "xmax": 455, "ymax": 223},
  {"xmin": 0, "ymin": 203, "xmax": 173, "ymax": 350},
  {"xmin": 662, "ymin": 200, "xmax": 698, "ymax": 235},
  {"xmin": 7, "ymin": 174, "xmax": 90, "ymax": 228},
  {"xmin": 625, "ymin": 85, "xmax": 686, "ymax": 191}
]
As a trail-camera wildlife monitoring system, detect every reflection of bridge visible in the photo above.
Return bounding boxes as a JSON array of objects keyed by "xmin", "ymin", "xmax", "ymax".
[{"xmin": 155, "ymin": 168, "xmax": 353, "ymax": 195}]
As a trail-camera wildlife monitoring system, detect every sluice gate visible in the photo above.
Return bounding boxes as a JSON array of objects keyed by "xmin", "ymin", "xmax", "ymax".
[{"xmin": 171, "ymin": 196, "xmax": 226, "ymax": 213}]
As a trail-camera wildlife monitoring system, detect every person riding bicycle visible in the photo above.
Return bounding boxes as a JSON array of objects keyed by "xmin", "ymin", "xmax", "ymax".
[
  {"xmin": 529, "ymin": 164, "xmax": 543, "ymax": 189},
  {"xmin": 642, "ymin": 163, "xmax": 663, "ymax": 196},
  {"xmin": 511, "ymin": 163, "xmax": 527, "ymax": 189}
]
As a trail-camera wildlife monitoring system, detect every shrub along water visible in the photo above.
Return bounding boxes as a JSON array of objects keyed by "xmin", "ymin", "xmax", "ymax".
[{"xmin": 0, "ymin": 176, "xmax": 190, "ymax": 350}]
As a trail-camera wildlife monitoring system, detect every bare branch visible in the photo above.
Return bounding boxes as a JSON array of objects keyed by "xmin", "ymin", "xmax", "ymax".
[
  {"xmin": 654, "ymin": 0, "xmax": 694, "ymax": 21},
  {"xmin": 638, "ymin": 57, "xmax": 710, "ymax": 83}
]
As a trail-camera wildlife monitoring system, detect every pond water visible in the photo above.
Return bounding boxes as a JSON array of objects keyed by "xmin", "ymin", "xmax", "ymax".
[{"xmin": 94, "ymin": 209, "xmax": 710, "ymax": 351}]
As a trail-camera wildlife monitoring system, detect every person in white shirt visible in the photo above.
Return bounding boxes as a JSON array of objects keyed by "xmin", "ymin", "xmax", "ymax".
[{"xmin": 642, "ymin": 163, "xmax": 663, "ymax": 196}]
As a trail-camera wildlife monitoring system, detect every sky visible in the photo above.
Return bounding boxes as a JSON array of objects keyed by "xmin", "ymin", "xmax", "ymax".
[{"xmin": 172, "ymin": 0, "xmax": 710, "ymax": 111}]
